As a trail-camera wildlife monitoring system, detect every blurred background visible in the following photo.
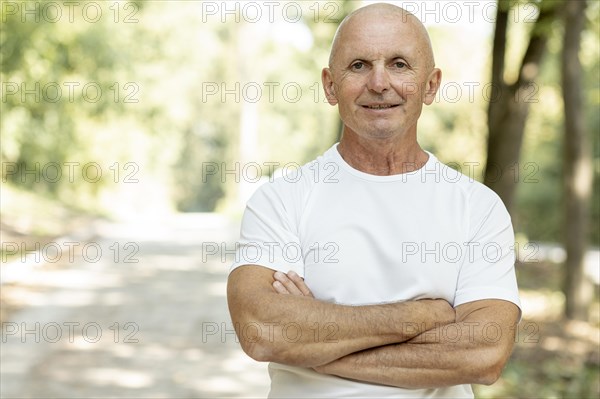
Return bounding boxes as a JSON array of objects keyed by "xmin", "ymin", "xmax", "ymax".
[{"xmin": 1, "ymin": 0, "xmax": 598, "ymax": 397}]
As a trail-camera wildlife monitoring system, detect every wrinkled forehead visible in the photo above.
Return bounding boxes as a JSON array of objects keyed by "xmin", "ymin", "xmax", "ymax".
[
  {"xmin": 330, "ymin": 6, "xmax": 433, "ymax": 67},
  {"xmin": 345, "ymin": 15, "xmax": 422, "ymax": 51}
]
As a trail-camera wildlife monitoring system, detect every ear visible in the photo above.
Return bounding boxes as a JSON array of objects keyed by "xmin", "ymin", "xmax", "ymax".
[
  {"xmin": 423, "ymin": 68, "xmax": 442, "ymax": 105},
  {"xmin": 321, "ymin": 68, "xmax": 338, "ymax": 106}
]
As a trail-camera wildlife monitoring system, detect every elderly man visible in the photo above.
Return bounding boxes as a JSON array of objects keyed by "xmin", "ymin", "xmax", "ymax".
[{"xmin": 227, "ymin": 3, "xmax": 520, "ymax": 398}]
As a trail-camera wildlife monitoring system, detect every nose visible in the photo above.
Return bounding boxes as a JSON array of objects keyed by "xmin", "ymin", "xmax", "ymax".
[{"xmin": 366, "ymin": 65, "xmax": 390, "ymax": 93}]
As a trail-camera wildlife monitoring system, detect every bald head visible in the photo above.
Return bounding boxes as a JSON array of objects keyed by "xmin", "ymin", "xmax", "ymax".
[{"xmin": 328, "ymin": 3, "xmax": 435, "ymax": 70}]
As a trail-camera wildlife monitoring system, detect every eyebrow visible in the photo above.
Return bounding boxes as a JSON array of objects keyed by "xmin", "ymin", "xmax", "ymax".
[{"xmin": 345, "ymin": 54, "xmax": 412, "ymax": 64}]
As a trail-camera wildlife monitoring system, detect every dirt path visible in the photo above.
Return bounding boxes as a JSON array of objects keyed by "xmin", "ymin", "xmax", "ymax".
[{"xmin": 1, "ymin": 213, "xmax": 269, "ymax": 398}]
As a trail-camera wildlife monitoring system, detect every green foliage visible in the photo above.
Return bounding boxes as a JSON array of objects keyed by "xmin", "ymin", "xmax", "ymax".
[
  {"xmin": 1, "ymin": 1, "xmax": 153, "ymax": 213},
  {"xmin": 475, "ymin": 356, "xmax": 599, "ymax": 399},
  {"xmin": 516, "ymin": 0, "xmax": 600, "ymax": 244},
  {"xmin": 1, "ymin": 0, "xmax": 598, "ymax": 243},
  {"xmin": 425, "ymin": 1, "xmax": 599, "ymax": 245},
  {"xmin": 1, "ymin": 1, "xmax": 598, "ymax": 396}
]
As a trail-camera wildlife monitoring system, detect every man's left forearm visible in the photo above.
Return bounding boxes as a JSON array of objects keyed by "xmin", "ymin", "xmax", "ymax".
[{"xmin": 314, "ymin": 299, "xmax": 520, "ymax": 389}]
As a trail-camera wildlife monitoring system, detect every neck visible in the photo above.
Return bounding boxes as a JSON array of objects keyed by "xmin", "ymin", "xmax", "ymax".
[{"xmin": 337, "ymin": 129, "xmax": 428, "ymax": 176}]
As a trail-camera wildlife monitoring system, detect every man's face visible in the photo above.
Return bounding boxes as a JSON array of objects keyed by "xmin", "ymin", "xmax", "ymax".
[{"xmin": 322, "ymin": 12, "xmax": 440, "ymax": 141}]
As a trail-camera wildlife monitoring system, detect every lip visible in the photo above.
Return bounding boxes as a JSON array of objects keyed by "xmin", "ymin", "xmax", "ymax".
[{"xmin": 360, "ymin": 104, "xmax": 400, "ymax": 110}]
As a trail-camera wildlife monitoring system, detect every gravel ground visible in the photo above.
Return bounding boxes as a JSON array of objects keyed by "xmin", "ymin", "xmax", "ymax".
[{"xmin": 1, "ymin": 213, "xmax": 269, "ymax": 398}]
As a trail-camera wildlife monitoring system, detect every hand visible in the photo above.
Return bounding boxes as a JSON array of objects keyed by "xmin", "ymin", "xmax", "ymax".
[{"xmin": 272, "ymin": 270, "xmax": 314, "ymax": 298}]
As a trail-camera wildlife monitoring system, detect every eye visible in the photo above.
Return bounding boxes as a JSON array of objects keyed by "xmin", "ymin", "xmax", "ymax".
[
  {"xmin": 394, "ymin": 61, "xmax": 407, "ymax": 69},
  {"xmin": 351, "ymin": 61, "xmax": 364, "ymax": 70}
]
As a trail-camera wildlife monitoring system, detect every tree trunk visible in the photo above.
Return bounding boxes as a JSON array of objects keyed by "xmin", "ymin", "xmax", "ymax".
[
  {"xmin": 484, "ymin": 0, "xmax": 558, "ymax": 215},
  {"xmin": 561, "ymin": 0, "xmax": 593, "ymax": 320}
]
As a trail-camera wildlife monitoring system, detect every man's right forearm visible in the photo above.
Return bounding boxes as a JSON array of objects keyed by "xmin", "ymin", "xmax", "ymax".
[{"xmin": 227, "ymin": 265, "xmax": 454, "ymax": 367}]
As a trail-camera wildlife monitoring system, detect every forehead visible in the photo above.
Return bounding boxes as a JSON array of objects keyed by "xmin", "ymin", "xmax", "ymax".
[{"xmin": 337, "ymin": 12, "xmax": 427, "ymax": 62}]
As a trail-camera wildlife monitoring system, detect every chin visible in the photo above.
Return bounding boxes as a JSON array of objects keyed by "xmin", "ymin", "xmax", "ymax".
[
  {"xmin": 358, "ymin": 129, "xmax": 398, "ymax": 141},
  {"xmin": 343, "ymin": 120, "xmax": 405, "ymax": 141},
  {"xmin": 362, "ymin": 124, "xmax": 400, "ymax": 139}
]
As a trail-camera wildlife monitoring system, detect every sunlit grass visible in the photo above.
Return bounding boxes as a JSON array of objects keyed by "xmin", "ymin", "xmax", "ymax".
[{"xmin": 474, "ymin": 262, "xmax": 600, "ymax": 399}]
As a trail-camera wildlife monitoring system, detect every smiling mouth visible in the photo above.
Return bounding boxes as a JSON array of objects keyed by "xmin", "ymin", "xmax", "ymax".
[{"xmin": 362, "ymin": 104, "xmax": 400, "ymax": 109}]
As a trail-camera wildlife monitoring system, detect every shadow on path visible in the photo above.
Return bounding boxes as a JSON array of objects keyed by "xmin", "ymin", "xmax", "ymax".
[{"xmin": 1, "ymin": 213, "xmax": 269, "ymax": 398}]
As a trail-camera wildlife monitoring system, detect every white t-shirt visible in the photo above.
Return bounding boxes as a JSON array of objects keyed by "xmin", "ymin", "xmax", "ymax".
[{"xmin": 231, "ymin": 144, "xmax": 521, "ymax": 398}]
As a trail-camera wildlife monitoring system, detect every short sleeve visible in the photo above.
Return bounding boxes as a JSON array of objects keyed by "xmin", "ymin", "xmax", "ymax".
[
  {"xmin": 454, "ymin": 189, "xmax": 521, "ymax": 314},
  {"xmin": 229, "ymin": 182, "xmax": 305, "ymax": 277}
]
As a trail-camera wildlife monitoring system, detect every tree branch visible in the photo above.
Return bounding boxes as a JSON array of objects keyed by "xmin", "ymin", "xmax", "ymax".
[
  {"xmin": 513, "ymin": 0, "xmax": 561, "ymax": 89},
  {"xmin": 491, "ymin": 0, "xmax": 510, "ymax": 87}
]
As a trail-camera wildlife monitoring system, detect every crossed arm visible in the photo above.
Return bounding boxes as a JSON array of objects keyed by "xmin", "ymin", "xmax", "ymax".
[{"xmin": 227, "ymin": 264, "xmax": 520, "ymax": 388}]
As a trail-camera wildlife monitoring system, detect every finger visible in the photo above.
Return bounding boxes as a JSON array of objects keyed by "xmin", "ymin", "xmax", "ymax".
[
  {"xmin": 272, "ymin": 280, "xmax": 290, "ymax": 295},
  {"xmin": 287, "ymin": 271, "xmax": 314, "ymax": 298},
  {"xmin": 273, "ymin": 271, "xmax": 304, "ymax": 296}
]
